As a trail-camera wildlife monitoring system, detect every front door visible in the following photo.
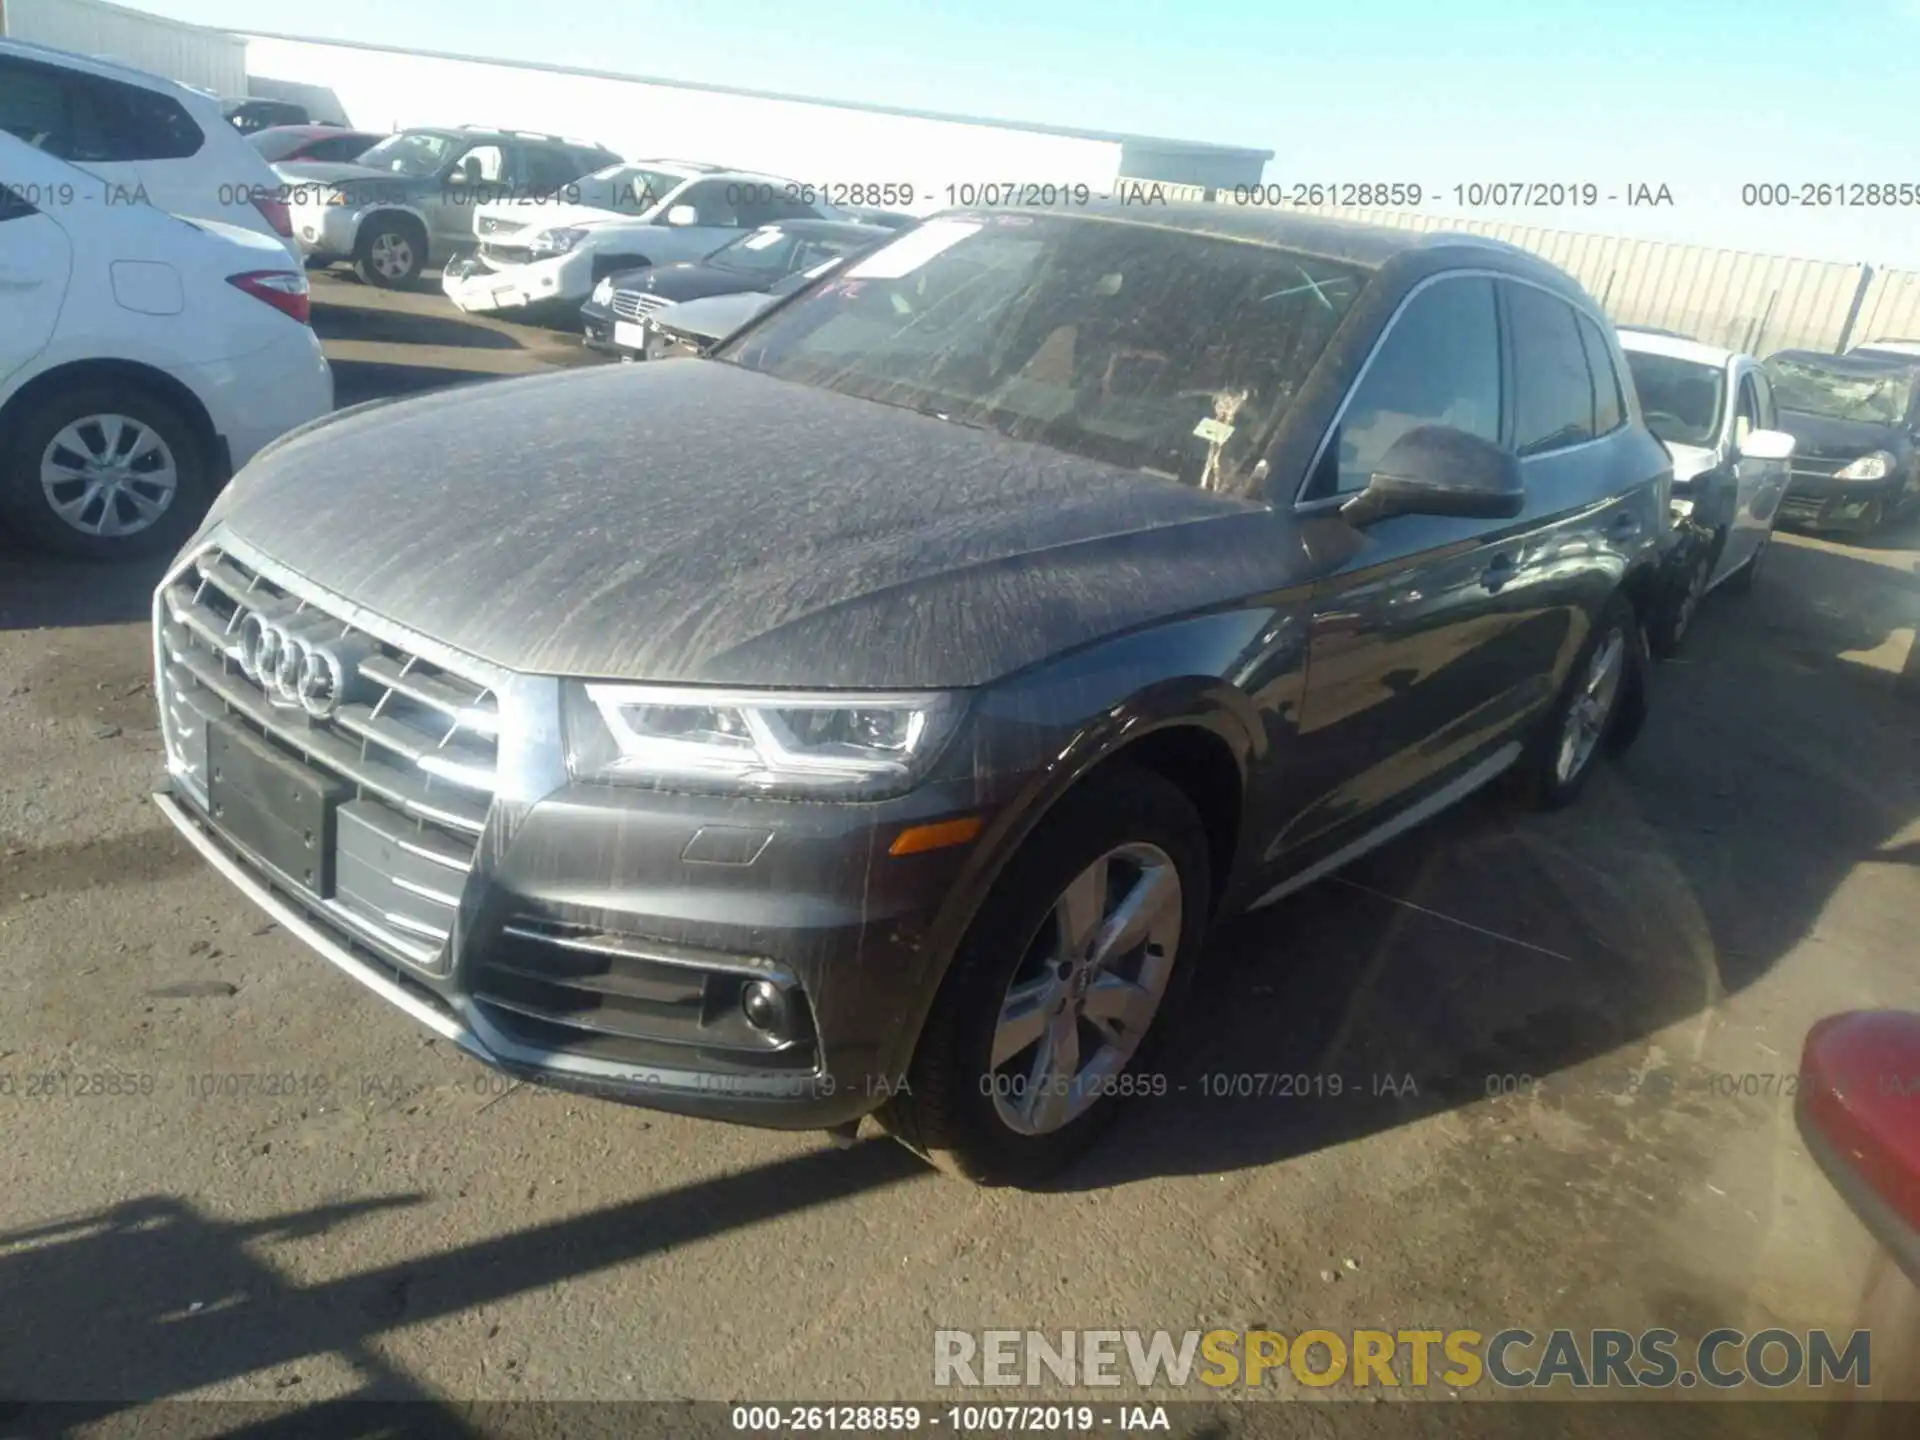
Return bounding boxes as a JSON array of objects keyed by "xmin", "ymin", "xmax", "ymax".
[
  {"xmin": 1720, "ymin": 366, "xmax": 1789, "ymax": 582},
  {"xmin": 1257, "ymin": 274, "xmax": 1529, "ymax": 878}
]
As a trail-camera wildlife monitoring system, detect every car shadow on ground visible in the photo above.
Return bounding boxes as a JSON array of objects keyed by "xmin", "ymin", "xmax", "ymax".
[
  {"xmin": 0, "ymin": 1142, "xmax": 926, "ymax": 1426},
  {"xmin": 0, "ymin": 545, "xmax": 164, "ymax": 631},
  {"xmin": 1055, "ymin": 530, "xmax": 1920, "ymax": 1190},
  {"xmin": 310, "ymin": 297, "xmax": 525, "ymax": 353}
]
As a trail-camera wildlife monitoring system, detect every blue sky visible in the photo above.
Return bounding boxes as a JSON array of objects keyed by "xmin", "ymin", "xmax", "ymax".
[{"xmin": 160, "ymin": 0, "xmax": 1920, "ymax": 266}]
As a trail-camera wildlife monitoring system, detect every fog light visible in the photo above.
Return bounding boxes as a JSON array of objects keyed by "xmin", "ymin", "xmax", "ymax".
[{"xmin": 741, "ymin": 980, "xmax": 787, "ymax": 1033}]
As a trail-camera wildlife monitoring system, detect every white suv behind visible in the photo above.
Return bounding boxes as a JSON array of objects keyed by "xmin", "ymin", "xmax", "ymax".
[
  {"xmin": 0, "ymin": 136, "xmax": 331, "ymax": 561},
  {"xmin": 0, "ymin": 38, "xmax": 299, "ymax": 258},
  {"xmin": 442, "ymin": 159, "xmax": 841, "ymax": 319}
]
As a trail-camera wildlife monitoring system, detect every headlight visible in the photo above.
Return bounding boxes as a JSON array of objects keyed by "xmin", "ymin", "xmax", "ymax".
[
  {"xmin": 591, "ymin": 276, "xmax": 614, "ymax": 306},
  {"xmin": 1834, "ymin": 452, "xmax": 1893, "ymax": 480},
  {"xmin": 562, "ymin": 683, "xmax": 963, "ymax": 798},
  {"xmin": 529, "ymin": 227, "xmax": 588, "ymax": 259}
]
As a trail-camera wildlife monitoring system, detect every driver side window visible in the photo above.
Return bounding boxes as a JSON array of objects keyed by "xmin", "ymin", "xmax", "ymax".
[
  {"xmin": 449, "ymin": 144, "xmax": 508, "ymax": 184},
  {"xmin": 1325, "ymin": 276, "xmax": 1502, "ymax": 495},
  {"xmin": 672, "ymin": 180, "xmax": 741, "ymax": 227}
]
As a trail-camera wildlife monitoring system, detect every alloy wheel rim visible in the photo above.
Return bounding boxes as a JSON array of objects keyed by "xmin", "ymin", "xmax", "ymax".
[
  {"xmin": 988, "ymin": 842, "xmax": 1183, "ymax": 1137},
  {"xmin": 40, "ymin": 414, "xmax": 178, "ymax": 538},
  {"xmin": 372, "ymin": 233, "xmax": 413, "ymax": 278},
  {"xmin": 1555, "ymin": 627, "xmax": 1626, "ymax": 786}
]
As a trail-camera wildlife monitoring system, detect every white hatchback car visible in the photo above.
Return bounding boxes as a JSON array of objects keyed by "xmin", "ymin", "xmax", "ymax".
[
  {"xmin": 0, "ymin": 38, "xmax": 299, "ymax": 259},
  {"xmin": 1617, "ymin": 327, "xmax": 1796, "ymax": 648},
  {"xmin": 0, "ymin": 137, "xmax": 332, "ymax": 561},
  {"xmin": 443, "ymin": 159, "xmax": 840, "ymax": 319}
]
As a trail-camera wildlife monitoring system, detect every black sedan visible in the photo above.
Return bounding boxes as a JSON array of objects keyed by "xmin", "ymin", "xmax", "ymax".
[
  {"xmin": 1764, "ymin": 349, "xmax": 1920, "ymax": 533},
  {"xmin": 579, "ymin": 218, "xmax": 898, "ymax": 355}
]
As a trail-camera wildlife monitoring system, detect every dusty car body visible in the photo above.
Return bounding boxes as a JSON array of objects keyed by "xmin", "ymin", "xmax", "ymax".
[{"xmin": 153, "ymin": 206, "xmax": 1674, "ymax": 1183}]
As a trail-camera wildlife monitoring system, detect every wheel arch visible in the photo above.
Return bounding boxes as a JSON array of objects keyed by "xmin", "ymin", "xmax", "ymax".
[
  {"xmin": 880, "ymin": 690, "xmax": 1256, "ymax": 1086},
  {"xmin": 0, "ymin": 358, "xmax": 227, "ymax": 480},
  {"xmin": 356, "ymin": 207, "xmax": 430, "ymax": 265}
]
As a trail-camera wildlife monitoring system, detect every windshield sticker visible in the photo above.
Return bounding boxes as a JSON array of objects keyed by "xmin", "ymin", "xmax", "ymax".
[
  {"xmin": 846, "ymin": 220, "xmax": 984, "ymax": 279},
  {"xmin": 1193, "ymin": 417, "xmax": 1235, "ymax": 445},
  {"xmin": 742, "ymin": 230, "xmax": 785, "ymax": 250}
]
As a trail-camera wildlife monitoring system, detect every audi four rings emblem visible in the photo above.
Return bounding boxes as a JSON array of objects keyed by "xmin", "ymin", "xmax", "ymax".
[{"xmin": 238, "ymin": 611, "xmax": 350, "ymax": 718}]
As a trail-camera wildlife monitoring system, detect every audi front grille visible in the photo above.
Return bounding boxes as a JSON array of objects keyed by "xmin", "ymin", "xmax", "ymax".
[
  {"xmin": 610, "ymin": 290, "xmax": 671, "ymax": 322},
  {"xmin": 155, "ymin": 547, "xmax": 502, "ymax": 973}
]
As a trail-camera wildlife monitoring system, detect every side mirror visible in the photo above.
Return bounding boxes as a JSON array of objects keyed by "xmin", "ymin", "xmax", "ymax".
[
  {"xmin": 1738, "ymin": 428, "xmax": 1795, "ymax": 461},
  {"xmin": 663, "ymin": 204, "xmax": 698, "ymax": 227},
  {"xmin": 1796, "ymin": 1011, "xmax": 1920, "ymax": 1284},
  {"xmin": 1338, "ymin": 425, "xmax": 1526, "ymax": 527}
]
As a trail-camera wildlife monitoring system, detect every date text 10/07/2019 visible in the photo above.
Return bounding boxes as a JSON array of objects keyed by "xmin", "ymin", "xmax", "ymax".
[{"xmin": 730, "ymin": 1405, "xmax": 1173, "ymax": 1433}]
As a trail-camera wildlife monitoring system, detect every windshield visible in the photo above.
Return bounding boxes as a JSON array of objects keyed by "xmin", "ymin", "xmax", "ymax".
[
  {"xmin": 355, "ymin": 131, "xmax": 458, "ymax": 178},
  {"xmin": 720, "ymin": 214, "xmax": 1368, "ymax": 489},
  {"xmin": 1623, "ymin": 352, "xmax": 1725, "ymax": 447},
  {"xmin": 1764, "ymin": 357, "xmax": 1913, "ymax": 425},
  {"xmin": 581, "ymin": 164, "xmax": 686, "ymax": 215},
  {"xmin": 706, "ymin": 226, "xmax": 799, "ymax": 276}
]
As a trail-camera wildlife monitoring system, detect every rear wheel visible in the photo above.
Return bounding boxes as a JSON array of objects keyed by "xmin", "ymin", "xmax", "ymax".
[
  {"xmin": 1509, "ymin": 593, "xmax": 1637, "ymax": 810},
  {"xmin": 881, "ymin": 767, "xmax": 1210, "ymax": 1185},
  {"xmin": 1648, "ymin": 532, "xmax": 1717, "ymax": 657}
]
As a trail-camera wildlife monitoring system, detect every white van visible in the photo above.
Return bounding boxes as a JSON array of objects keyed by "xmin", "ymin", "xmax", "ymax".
[{"xmin": 0, "ymin": 38, "xmax": 299, "ymax": 259}]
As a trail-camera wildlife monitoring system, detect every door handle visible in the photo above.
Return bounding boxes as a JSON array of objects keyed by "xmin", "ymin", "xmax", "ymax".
[{"xmin": 1480, "ymin": 553, "xmax": 1517, "ymax": 592}]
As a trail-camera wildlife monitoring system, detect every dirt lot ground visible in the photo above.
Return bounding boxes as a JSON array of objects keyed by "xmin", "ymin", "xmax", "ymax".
[{"xmin": 2, "ymin": 270, "xmax": 1918, "ymax": 1432}]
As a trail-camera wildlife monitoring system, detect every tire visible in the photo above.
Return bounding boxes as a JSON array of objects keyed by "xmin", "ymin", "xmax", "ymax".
[
  {"xmin": 1647, "ymin": 531, "xmax": 1718, "ymax": 658},
  {"xmin": 1721, "ymin": 528, "xmax": 1770, "ymax": 595},
  {"xmin": 881, "ymin": 767, "xmax": 1211, "ymax": 1186},
  {"xmin": 0, "ymin": 382, "xmax": 211, "ymax": 562},
  {"xmin": 1509, "ymin": 593, "xmax": 1638, "ymax": 811},
  {"xmin": 352, "ymin": 217, "xmax": 425, "ymax": 288}
]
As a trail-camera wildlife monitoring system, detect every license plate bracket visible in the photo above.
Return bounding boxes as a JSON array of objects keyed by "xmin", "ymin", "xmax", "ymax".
[
  {"xmin": 207, "ymin": 719, "xmax": 349, "ymax": 897},
  {"xmin": 613, "ymin": 319, "xmax": 650, "ymax": 353}
]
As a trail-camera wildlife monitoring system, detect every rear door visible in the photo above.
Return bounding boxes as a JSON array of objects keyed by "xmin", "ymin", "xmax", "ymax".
[
  {"xmin": 1499, "ymin": 281, "xmax": 1666, "ymax": 703},
  {"xmin": 1262, "ymin": 273, "xmax": 1528, "ymax": 868},
  {"xmin": 0, "ymin": 181, "xmax": 71, "ymax": 389}
]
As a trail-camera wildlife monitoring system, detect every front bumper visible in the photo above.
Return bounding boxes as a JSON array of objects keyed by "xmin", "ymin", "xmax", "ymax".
[
  {"xmin": 288, "ymin": 204, "xmax": 361, "ymax": 261},
  {"xmin": 1777, "ymin": 470, "xmax": 1913, "ymax": 531},
  {"xmin": 443, "ymin": 249, "xmax": 591, "ymax": 315},
  {"xmin": 152, "ymin": 541, "xmax": 988, "ymax": 1129}
]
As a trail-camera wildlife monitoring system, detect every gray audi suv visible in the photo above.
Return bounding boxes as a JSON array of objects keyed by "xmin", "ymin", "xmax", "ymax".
[{"xmin": 152, "ymin": 205, "xmax": 1674, "ymax": 1184}]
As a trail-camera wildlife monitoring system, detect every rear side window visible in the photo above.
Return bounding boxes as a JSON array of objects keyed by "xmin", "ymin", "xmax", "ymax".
[
  {"xmin": 1506, "ymin": 282, "xmax": 1596, "ymax": 455},
  {"xmin": 1576, "ymin": 314, "xmax": 1625, "ymax": 435},
  {"xmin": 304, "ymin": 133, "xmax": 374, "ymax": 163},
  {"xmin": 1325, "ymin": 276, "xmax": 1503, "ymax": 495},
  {"xmin": 0, "ymin": 59, "xmax": 203, "ymax": 163},
  {"xmin": 522, "ymin": 145, "xmax": 586, "ymax": 194}
]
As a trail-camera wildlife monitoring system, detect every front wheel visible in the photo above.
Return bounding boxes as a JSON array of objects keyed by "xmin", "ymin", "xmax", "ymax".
[
  {"xmin": 1648, "ymin": 533, "xmax": 1717, "ymax": 658},
  {"xmin": 353, "ymin": 220, "xmax": 424, "ymax": 288},
  {"xmin": 881, "ymin": 767, "xmax": 1210, "ymax": 1185},
  {"xmin": 1721, "ymin": 528, "xmax": 1770, "ymax": 595}
]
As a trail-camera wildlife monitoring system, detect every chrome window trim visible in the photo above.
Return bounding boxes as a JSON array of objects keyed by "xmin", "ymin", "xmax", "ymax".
[{"xmin": 1295, "ymin": 268, "xmax": 1621, "ymax": 509}]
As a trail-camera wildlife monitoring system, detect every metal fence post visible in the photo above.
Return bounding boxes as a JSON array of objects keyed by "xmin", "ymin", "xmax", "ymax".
[{"xmin": 1834, "ymin": 265, "xmax": 1875, "ymax": 354}]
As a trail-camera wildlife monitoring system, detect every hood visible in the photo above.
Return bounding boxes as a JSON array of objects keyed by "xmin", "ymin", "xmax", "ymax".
[
  {"xmin": 276, "ymin": 160, "xmax": 398, "ymax": 186},
  {"xmin": 1774, "ymin": 410, "xmax": 1908, "ymax": 460},
  {"xmin": 212, "ymin": 362, "xmax": 1290, "ymax": 688},
  {"xmin": 654, "ymin": 289, "xmax": 779, "ymax": 342},
  {"xmin": 473, "ymin": 199, "xmax": 639, "ymax": 232},
  {"xmin": 623, "ymin": 262, "xmax": 766, "ymax": 304}
]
